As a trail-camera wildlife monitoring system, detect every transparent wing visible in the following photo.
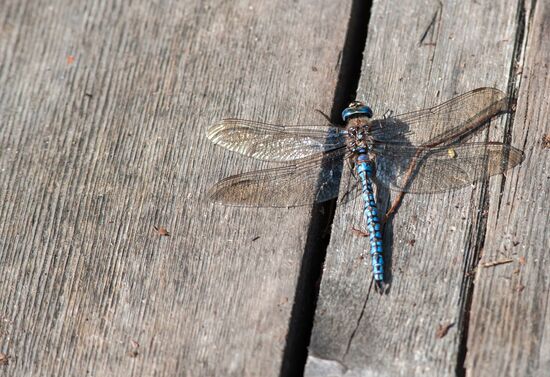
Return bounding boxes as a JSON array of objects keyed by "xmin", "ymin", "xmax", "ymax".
[
  {"xmin": 206, "ymin": 119, "xmax": 345, "ymax": 162},
  {"xmin": 373, "ymin": 142, "xmax": 524, "ymax": 193},
  {"xmin": 370, "ymin": 88, "xmax": 514, "ymax": 146},
  {"xmin": 208, "ymin": 148, "xmax": 351, "ymax": 207}
]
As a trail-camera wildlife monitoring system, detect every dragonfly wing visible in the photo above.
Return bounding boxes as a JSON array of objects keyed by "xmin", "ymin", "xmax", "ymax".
[
  {"xmin": 208, "ymin": 148, "xmax": 350, "ymax": 207},
  {"xmin": 374, "ymin": 143, "xmax": 524, "ymax": 193},
  {"xmin": 370, "ymin": 88, "xmax": 513, "ymax": 146},
  {"xmin": 207, "ymin": 119, "xmax": 345, "ymax": 162}
]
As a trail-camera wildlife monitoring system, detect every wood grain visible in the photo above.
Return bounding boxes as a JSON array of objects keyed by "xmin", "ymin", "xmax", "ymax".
[
  {"xmin": 307, "ymin": 0, "xmax": 525, "ymax": 376},
  {"xmin": 465, "ymin": 1, "xmax": 550, "ymax": 376},
  {"xmin": 0, "ymin": 0, "xmax": 349, "ymax": 376}
]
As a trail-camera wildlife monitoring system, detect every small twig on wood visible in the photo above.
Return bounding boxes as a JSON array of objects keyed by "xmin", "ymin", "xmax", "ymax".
[
  {"xmin": 351, "ymin": 227, "xmax": 369, "ymax": 238},
  {"xmin": 481, "ymin": 258, "xmax": 513, "ymax": 268}
]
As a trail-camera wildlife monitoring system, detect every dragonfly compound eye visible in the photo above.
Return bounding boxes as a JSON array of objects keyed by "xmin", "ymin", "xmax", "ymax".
[{"xmin": 342, "ymin": 104, "xmax": 374, "ymax": 121}]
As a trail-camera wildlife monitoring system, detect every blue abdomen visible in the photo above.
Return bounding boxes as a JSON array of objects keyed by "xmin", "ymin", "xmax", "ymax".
[{"xmin": 356, "ymin": 155, "xmax": 384, "ymax": 284}]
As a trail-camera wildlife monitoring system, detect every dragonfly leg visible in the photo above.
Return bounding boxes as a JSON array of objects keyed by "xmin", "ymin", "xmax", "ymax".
[
  {"xmin": 382, "ymin": 109, "xmax": 394, "ymax": 119},
  {"xmin": 346, "ymin": 155, "xmax": 356, "ymax": 172},
  {"xmin": 314, "ymin": 109, "xmax": 332, "ymax": 123},
  {"xmin": 337, "ymin": 156, "xmax": 357, "ymax": 204}
]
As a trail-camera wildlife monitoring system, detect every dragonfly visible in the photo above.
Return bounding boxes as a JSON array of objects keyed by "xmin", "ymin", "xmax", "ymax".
[{"xmin": 206, "ymin": 88, "xmax": 524, "ymax": 292}]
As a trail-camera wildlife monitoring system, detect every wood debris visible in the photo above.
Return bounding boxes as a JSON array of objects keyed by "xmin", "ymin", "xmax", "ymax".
[
  {"xmin": 154, "ymin": 226, "xmax": 170, "ymax": 237},
  {"xmin": 481, "ymin": 258, "xmax": 513, "ymax": 268},
  {"xmin": 0, "ymin": 353, "xmax": 9, "ymax": 365},
  {"xmin": 351, "ymin": 227, "xmax": 368, "ymax": 238},
  {"xmin": 128, "ymin": 340, "xmax": 139, "ymax": 358},
  {"xmin": 436, "ymin": 322, "xmax": 454, "ymax": 339}
]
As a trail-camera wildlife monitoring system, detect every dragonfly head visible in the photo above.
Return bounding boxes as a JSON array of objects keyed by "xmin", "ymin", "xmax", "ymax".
[{"xmin": 342, "ymin": 101, "xmax": 373, "ymax": 122}]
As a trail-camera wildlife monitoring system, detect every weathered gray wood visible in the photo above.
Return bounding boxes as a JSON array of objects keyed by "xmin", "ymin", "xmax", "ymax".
[
  {"xmin": 307, "ymin": 0, "xmax": 524, "ymax": 376},
  {"xmin": 0, "ymin": 0, "xmax": 350, "ymax": 376},
  {"xmin": 465, "ymin": 1, "xmax": 550, "ymax": 376}
]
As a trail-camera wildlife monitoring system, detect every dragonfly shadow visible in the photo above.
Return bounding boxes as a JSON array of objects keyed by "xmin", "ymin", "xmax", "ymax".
[
  {"xmin": 369, "ymin": 116, "xmax": 420, "ymax": 293},
  {"xmin": 367, "ymin": 91, "xmax": 522, "ymax": 292},
  {"xmin": 378, "ymin": 186, "xmax": 395, "ymax": 293}
]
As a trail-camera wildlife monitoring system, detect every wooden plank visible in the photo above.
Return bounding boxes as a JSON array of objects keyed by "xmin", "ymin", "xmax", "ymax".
[
  {"xmin": 0, "ymin": 0, "xmax": 350, "ymax": 375},
  {"xmin": 465, "ymin": 1, "xmax": 550, "ymax": 376},
  {"xmin": 306, "ymin": 0, "xmax": 522, "ymax": 376}
]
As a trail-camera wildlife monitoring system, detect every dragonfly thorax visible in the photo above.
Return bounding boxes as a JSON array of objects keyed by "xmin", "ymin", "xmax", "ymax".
[
  {"xmin": 345, "ymin": 122, "xmax": 374, "ymax": 155},
  {"xmin": 343, "ymin": 100, "xmax": 375, "ymax": 154}
]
